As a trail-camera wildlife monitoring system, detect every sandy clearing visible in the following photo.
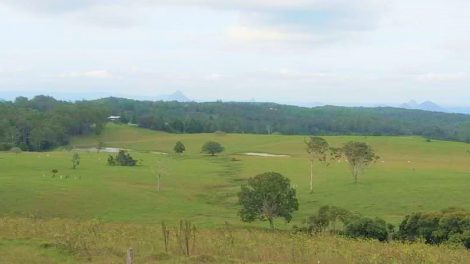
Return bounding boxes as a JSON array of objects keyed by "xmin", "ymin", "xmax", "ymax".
[
  {"xmin": 73, "ymin": 147, "xmax": 120, "ymax": 153},
  {"xmin": 243, "ymin": 152, "xmax": 289, "ymax": 157},
  {"xmin": 152, "ymin": 151, "xmax": 168, "ymax": 155}
]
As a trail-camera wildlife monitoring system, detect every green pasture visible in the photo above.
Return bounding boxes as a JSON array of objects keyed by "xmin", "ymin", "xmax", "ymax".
[{"xmin": 1, "ymin": 123, "xmax": 470, "ymax": 227}]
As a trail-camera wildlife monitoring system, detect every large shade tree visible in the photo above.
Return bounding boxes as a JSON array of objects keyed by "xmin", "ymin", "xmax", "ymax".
[
  {"xmin": 238, "ymin": 172, "xmax": 299, "ymax": 229},
  {"xmin": 201, "ymin": 141, "xmax": 224, "ymax": 156}
]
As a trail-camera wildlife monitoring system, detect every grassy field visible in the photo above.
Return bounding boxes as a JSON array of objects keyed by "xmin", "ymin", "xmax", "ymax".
[
  {"xmin": 1, "ymin": 123, "xmax": 469, "ymax": 227},
  {"xmin": 2, "ymin": 123, "xmax": 470, "ymax": 262},
  {"xmin": 2, "ymin": 217, "xmax": 470, "ymax": 264}
]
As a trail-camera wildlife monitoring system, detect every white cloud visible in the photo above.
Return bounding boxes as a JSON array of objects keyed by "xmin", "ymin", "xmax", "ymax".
[
  {"xmin": 226, "ymin": 26, "xmax": 312, "ymax": 43},
  {"xmin": 1, "ymin": 1, "xmax": 470, "ymax": 105},
  {"xmin": 58, "ymin": 70, "xmax": 113, "ymax": 79},
  {"xmin": 416, "ymin": 72, "xmax": 467, "ymax": 82},
  {"xmin": 205, "ymin": 73, "xmax": 223, "ymax": 81}
]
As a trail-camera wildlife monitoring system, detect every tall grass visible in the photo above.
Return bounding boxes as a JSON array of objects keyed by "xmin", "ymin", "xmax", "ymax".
[{"xmin": 1, "ymin": 217, "xmax": 469, "ymax": 263}]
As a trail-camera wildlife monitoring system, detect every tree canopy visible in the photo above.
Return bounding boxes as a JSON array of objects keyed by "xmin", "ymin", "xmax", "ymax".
[
  {"xmin": 92, "ymin": 97, "xmax": 470, "ymax": 143},
  {"xmin": 3, "ymin": 95, "xmax": 470, "ymax": 153},
  {"xmin": 342, "ymin": 141, "xmax": 379, "ymax": 184},
  {"xmin": 0, "ymin": 96, "xmax": 107, "ymax": 151},
  {"xmin": 201, "ymin": 141, "xmax": 224, "ymax": 156},
  {"xmin": 174, "ymin": 141, "xmax": 186, "ymax": 154},
  {"xmin": 305, "ymin": 136, "xmax": 331, "ymax": 192},
  {"xmin": 238, "ymin": 172, "xmax": 299, "ymax": 228}
]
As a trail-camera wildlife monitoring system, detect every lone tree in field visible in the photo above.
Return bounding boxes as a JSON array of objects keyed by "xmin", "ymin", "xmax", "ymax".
[
  {"xmin": 305, "ymin": 136, "xmax": 330, "ymax": 193},
  {"xmin": 201, "ymin": 141, "xmax": 224, "ymax": 156},
  {"xmin": 238, "ymin": 172, "xmax": 299, "ymax": 229},
  {"xmin": 342, "ymin": 141, "xmax": 379, "ymax": 184},
  {"xmin": 174, "ymin": 141, "xmax": 186, "ymax": 154},
  {"xmin": 71, "ymin": 153, "xmax": 80, "ymax": 169}
]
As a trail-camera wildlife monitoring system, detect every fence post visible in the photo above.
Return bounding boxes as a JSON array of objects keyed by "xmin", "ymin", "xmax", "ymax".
[{"xmin": 126, "ymin": 248, "xmax": 134, "ymax": 264}]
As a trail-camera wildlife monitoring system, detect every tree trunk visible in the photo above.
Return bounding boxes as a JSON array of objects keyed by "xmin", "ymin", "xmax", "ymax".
[
  {"xmin": 354, "ymin": 168, "xmax": 358, "ymax": 184},
  {"xmin": 268, "ymin": 218, "xmax": 274, "ymax": 229},
  {"xmin": 310, "ymin": 160, "xmax": 314, "ymax": 193}
]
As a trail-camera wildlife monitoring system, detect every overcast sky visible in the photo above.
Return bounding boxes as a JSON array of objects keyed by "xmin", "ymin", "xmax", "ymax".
[{"xmin": 0, "ymin": 0, "xmax": 469, "ymax": 105}]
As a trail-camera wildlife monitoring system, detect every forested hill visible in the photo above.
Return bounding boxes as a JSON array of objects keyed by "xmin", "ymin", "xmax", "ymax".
[
  {"xmin": 0, "ymin": 96, "xmax": 107, "ymax": 151},
  {"xmin": 2, "ymin": 96, "xmax": 470, "ymax": 151},
  {"xmin": 93, "ymin": 97, "xmax": 470, "ymax": 143}
]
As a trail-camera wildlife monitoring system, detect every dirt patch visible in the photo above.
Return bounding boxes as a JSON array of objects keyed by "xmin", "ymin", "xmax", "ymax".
[
  {"xmin": 243, "ymin": 152, "xmax": 289, "ymax": 157},
  {"xmin": 73, "ymin": 147, "xmax": 120, "ymax": 153}
]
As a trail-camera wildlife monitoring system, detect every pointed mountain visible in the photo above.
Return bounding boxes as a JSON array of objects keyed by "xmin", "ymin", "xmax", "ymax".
[
  {"xmin": 400, "ymin": 100, "xmax": 444, "ymax": 112},
  {"xmin": 165, "ymin": 91, "xmax": 190, "ymax": 102}
]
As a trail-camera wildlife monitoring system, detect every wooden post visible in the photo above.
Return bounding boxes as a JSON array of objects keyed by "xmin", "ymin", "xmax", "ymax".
[{"xmin": 126, "ymin": 248, "xmax": 134, "ymax": 264}]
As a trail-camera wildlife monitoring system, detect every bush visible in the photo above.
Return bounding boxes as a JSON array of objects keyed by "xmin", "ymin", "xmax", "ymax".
[
  {"xmin": 174, "ymin": 141, "xmax": 186, "ymax": 154},
  {"xmin": 344, "ymin": 217, "xmax": 389, "ymax": 242},
  {"xmin": 397, "ymin": 208, "xmax": 470, "ymax": 248},
  {"xmin": 303, "ymin": 206, "xmax": 358, "ymax": 234},
  {"xmin": 107, "ymin": 150, "xmax": 137, "ymax": 166},
  {"xmin": 107, "ymin": 155, "xmax": 115, "ymax": 166}
]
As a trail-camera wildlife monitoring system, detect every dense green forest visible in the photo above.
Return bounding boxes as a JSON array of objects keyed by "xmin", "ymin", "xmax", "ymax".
[
  {"xmin": 2, "ymin": 96, "xmax": 470, "ymax": 151},
  {"xmin": 0, "ymin": 96, "xmax": 107, "ymax": 151},
  {"xmin": 94, "ymin": 97, "xmax": 470, "ymax": 142}
]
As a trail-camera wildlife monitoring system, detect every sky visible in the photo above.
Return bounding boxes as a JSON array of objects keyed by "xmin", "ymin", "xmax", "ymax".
[{"xmin": 0, "ymin": 0, "xmax": 469, "ymax": 106}]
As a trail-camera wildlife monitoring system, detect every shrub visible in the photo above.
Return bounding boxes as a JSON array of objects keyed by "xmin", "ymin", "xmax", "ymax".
[
  {"xmin": 344, "ymin": 217, "xmax": 389, "ymax": 242},
  {"xmin": 305, "ymin": 206, "xmax": 357, "ymax": 234},
  {"xmin": 107, "ymin": 155, "xmax": 116, "ymax": 166},
  {"xmin": 107, "ymin": 151, "xmax": 137, "ymax": 166},
  {"xmin": 174, "ymin": 141, "xmax": 186, "ymax": 154},
  {"xmin": 397, "ymin": 208, "xmax": 470, "ymax": 248}
]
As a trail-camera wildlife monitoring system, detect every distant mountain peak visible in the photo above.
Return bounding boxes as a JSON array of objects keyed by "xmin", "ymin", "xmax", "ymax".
[
  {"xmin": 165, "ymin": 90, "xmax": 190, "ymax": 102},
  {"xmin": 400, "ymin": 100, "xmax": 444, "ymax": 112},
  {"xmin": 158, "ymin": 90, "xmax": 191, "ymax": 102}
]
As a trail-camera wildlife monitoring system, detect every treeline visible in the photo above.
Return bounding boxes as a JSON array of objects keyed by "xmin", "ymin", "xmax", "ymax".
[
  {"xmin": 0, "ymin": 96, "xmax": 107, "ymax": 151},
  {"xmin": 95, "ymin": 97, "xmax": 470, "ymax": 142},
  {"xmin": 2, "ymin": 96, "xmax": 470, "ymax": 152}
]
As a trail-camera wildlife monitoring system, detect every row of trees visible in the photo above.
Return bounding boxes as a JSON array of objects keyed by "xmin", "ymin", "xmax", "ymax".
[
  {"xmin": 174, "ymin": 141, "xmax": 225, "ymax": 156},
  {"xmin": 3, "ymin": 95, "xmax": 470, "ymax": 152},
  {"xmin": 94, "ymin": 97, "xmax": 470, "ymax": 142},
  {"xmin": 306, "ymin": 137, "xmax": 379, "ymax": 192}
]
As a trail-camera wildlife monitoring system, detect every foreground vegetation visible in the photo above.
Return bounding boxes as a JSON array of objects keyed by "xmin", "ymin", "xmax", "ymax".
[{"xmin": 1, "ymin": 217, "xmax": 470, "ymax": 263}]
